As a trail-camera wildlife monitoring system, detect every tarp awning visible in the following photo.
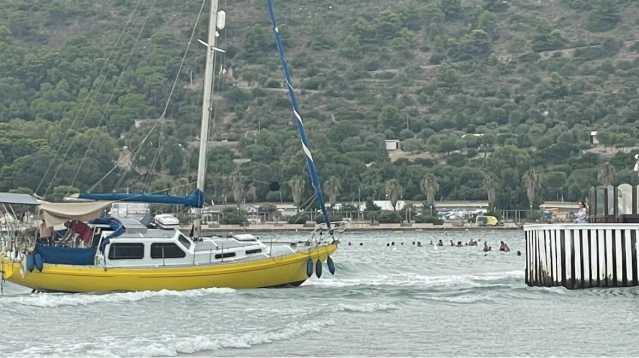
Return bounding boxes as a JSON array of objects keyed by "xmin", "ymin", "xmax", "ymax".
[
  {"xmin": 39, "ymin": 201, "xmax": 113, "ymax": 226},
  {"xmin": 0, "ymin": 193, "xmax": 39, "ymax": 206}
]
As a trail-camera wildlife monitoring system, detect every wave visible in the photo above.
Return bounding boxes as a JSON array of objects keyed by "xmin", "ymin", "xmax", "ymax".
[
  {"xmin": 7, "ymin": 319, "xmax": 336, "ymax": 357},
  {"xmin": 173, "ymin": 319, "xmax": 335, "ymax": 354},
  {"xmin": 0, "ymin": 287, "xmax": 235, "ymax": 308},
  {"xmin": 332, "ymin": 302, "xmax": 399, "ymax": 313},
  {"xmin": 308, "ymin": 270, "xmax": 523, "ymax": 290}
]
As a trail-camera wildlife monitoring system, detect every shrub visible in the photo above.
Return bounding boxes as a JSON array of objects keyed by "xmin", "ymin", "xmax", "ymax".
[
  {"xmin": 377, "ymin": 210, "xmax": 401, "ymax": 223},
  {"xmin": 415, "ymin": 215, "xmax": 444, "ymax": 225}
]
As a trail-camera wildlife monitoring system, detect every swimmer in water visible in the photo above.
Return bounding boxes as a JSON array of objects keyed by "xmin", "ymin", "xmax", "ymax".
[
  {"xmin": 499, "ymin": 241, "xmax": 511, "ymax": 252},
  {"xmin": 437, "ymin": 240, "xmax": 444, "ymax": 246},
  {"xmin": 483, "ymin": 241, "xmax": 492, "ymax": 252}
]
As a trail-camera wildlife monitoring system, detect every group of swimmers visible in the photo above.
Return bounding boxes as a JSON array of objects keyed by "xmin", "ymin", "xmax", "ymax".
[
  {"xmin": 433, "ymin": 239, "xmax": 479, "ymax": 247},
  {"xmin": 430, "ymin": 239, "xmax": 519, "ymax": 255},
  {"xmin": 347, "ymin": 239, "xmax": 520, "ymax": 255}
]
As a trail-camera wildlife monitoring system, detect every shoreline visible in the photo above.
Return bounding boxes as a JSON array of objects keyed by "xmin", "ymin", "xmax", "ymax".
[{"xmin": 191, "ymin": 222, "xmax": 524, "ymax": 234}]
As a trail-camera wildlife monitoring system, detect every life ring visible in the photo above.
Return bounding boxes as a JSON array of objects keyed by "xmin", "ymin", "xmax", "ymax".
[
  {"xmin": 34, "ymin": 253, "xmax": 44, "ymax": 272},
  {"xmin": 327, "ymin": 256, "xmax": 336, "ymax": 275},
  {"xmin": 315, "ymin": 259, "xmax": 322, "ymax": 278},
  {"xmin": 306, "ymin": 258, "xmax": 313, "ymax": 277}
]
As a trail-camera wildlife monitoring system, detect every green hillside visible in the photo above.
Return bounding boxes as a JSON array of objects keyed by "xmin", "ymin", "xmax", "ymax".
[{"xmin": 1, "ymin": 0, "xmax": 639, "ymax": 209}]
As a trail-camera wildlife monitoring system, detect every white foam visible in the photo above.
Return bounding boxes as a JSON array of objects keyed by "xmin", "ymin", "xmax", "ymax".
[
  {"xmin": 173, "ymin": 319, "xmax": 334, "ymax": 354},
  {"xmin": 333, "ymin": 302, "xmax": 399, "ymax": 313},
  {"xmin": 307, "ymin": 270, "xmax": 524, "ymax": 290},
  {"xmin": 0, "ymin": 287, "xmax": 235, "ymax": 308},
  {"xmin": 7, "ymin": 319, "xmax": 335, "ymax": 357}
]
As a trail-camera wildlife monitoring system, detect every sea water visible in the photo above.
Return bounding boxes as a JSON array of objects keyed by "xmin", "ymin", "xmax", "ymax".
[{"xmin": 1, "ymin": 230, "xmax": 639, "ymax": 357}]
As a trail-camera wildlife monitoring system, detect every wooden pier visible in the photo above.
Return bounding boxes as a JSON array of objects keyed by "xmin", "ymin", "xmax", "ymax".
[{"xmin": 524, "ymin": 224, "xmax": 639, "ymax": 288}]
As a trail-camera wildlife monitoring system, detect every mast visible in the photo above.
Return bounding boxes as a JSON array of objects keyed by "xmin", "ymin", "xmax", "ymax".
[{"xmin": 194, "ymin": 0, "xmax": 220, "ymax": 236}]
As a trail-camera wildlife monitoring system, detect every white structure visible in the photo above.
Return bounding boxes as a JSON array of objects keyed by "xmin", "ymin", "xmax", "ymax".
[
  {"xmin": 384, "ymin": 140, "xmax": 400, "ymax": 151},
  {"xmin": 590, "ymin": 131, "xmax": 599, "ymax": 145},
  {"xmin": 525, "ymin": 224, "xmax": 639, "ymax": 288}
]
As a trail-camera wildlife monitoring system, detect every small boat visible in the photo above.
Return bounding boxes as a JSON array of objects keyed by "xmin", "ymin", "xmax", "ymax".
[{"xmin": 0, "ymin": 0, "xmax": 339, "ymax": 293}]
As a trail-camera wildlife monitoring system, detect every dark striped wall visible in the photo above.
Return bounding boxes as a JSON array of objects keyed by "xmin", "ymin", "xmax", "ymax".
[{"xmin": 524, "ymin": 225, "xmax": 639, "ymax": 288}]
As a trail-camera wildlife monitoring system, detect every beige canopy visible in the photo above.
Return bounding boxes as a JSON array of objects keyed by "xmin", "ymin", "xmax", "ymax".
[{"xmin": 38, "ymin": 201, "xmax": 113, "ymax": 226}]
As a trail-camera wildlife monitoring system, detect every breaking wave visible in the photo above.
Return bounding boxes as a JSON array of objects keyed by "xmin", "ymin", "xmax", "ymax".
[
  {"xmin": 0, "ymin": 287, "xmax": 235, "ymax": 308},
  {"xmin": 8, "ymin": 319, "xmax": 335, "ymax": 358}
]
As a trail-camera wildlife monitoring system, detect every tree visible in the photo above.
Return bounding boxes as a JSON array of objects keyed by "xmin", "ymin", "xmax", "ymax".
[
  {"xmin": 288, "ymin": 176, "xmax": 305, "ymax": 211},
  {"xmin": 246, "ymin": 184, "xmax": 257, "ymax": 203},
  {"xmin": 231, "ymin": 174, "xmax": 244, "ymax": 207},
  {"xmin": 439, "ymin": 0, "xmax": 463, "ymax": 20},
  {"xmin": 482, "ymin": 173, "xmax": 497, "ymax": 209},
  {"xmin": 523, "ymin": 169, "xmax": 540, "ymax": 210},
  {"xmin": 384, "ymin": 179, "xmax": 402, "ymax": 211},
  {"xmin": 324, "ymin": 176, "xmax": 342, "ymax": 208},
  {"xmin": 420, "ymin": 174, "xmax": 439, "ymax": 204},
  {"xmin": 587, "ymin": 1, "xmax": 621, "ymax": 32},
  {"xmin": 598, "ymin": 163, "xmax": 616, "ymax": 186}
]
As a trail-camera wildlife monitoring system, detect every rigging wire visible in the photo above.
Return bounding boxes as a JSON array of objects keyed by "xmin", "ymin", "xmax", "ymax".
[
  {"xmin": 89, "ymin": 0, "xmax": 209, "ymax": 193},
  {"xmin": 34, "ymin": 0, "xmax": 147, "ymax": 196},
  {"xmin": 66, "ymin": 3, "xmax": 155, "ymax": 191},
  {"xmin": 146, "ymin": 0, "xmax": 229, "ymax": 194}
]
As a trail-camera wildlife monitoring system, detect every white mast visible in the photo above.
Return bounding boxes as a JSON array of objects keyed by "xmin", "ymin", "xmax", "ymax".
[{"xmin": 194, "ymin": 0, "xmax": 220, "ymax": 236}]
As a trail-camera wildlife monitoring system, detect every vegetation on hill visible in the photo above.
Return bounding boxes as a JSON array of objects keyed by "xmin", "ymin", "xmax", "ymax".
[{"xmin": 1, "ymin": 0, "xmax": 639, "ymax": 211}]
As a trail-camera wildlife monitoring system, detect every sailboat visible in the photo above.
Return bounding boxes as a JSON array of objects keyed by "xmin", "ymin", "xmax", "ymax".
[{"xmin": 0, "ymin": 0, "xmax": 338, "ymax": 292}]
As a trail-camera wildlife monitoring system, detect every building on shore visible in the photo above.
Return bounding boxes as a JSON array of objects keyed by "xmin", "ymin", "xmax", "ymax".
[{"xmin": 539, "ymin": 201, "xmax": 583, "ymax": 222}]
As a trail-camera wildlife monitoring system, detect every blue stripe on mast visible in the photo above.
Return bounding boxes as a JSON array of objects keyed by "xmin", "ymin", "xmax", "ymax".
[{"xmin": 266, "ymin": 0, "xmax": 331, "ymax": 230}]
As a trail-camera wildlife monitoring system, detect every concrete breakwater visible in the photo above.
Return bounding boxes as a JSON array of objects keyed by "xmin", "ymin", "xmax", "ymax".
[{"xmin": 525, "ymin": 224, "xmax": 639, "ymax": 288}]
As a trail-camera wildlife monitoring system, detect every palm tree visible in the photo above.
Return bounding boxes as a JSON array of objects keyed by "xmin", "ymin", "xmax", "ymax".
[
  {"xmin": 231, "ymin": 173, "xmax": 244, "ymax": 207},
  {"xmin": 384, "ymin": 179, "xmax": 402, "ymax": 211},
  {"xmin": 523, "ymin": 169, "xmax": 540, "ymax": 211},
  {"xmin": 245, "ymin": 183, "xmax": 257, "ymax": 203},
  {"xmin": 482, "ymin": 173, "xmax": 497, "ymax": 210},
  {"xmin": 288, "ymin": 176, "xmax": 305, "ymax": 211},
  {"xmin": 324, "ymin": 176, "xmax": 342, "ymax": 208},
  {"xmin": 598, "ymin": 163, "xmax": 616, "ymax": 186},
  {"xmin": 420, "ymin": 174, "xmax": 439, "ymax": 205}
]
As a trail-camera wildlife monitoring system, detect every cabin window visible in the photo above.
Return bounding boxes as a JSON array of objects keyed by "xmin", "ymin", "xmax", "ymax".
[
  {"xmin": 109, "ymin": 243, "xmax": 144, "ymax": 260},
  {"xmin": 215, "ymin": 252, "xmax": 236, "ymax": 259},
  {"xmin": 151, "ymin": 243, "xmax": 186, "ymax": 259},
  {"xmin": 246, "ymin": 248, "xmax": 262, "ymax": 255},
  {"xmin": 178, "ymin": 235, "xmax": 192, "ymax": 249}
]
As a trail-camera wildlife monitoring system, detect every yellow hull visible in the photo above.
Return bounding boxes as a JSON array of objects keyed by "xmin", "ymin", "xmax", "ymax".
[{"xmin": 1, "ymin": 244, "xmax": 336, "ymax": 293}]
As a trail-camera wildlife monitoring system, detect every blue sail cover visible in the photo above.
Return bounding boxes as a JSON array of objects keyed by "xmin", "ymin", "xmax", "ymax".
[
  {"xmin": 266, "ymin": 0, "xmax": 331, "ymax": 230},
  {"xmin": 79, "ymin": 189, "xmax": 204, "ymax": 208},
  {"xmin": 35, "ymin": 244, "xmax": 97, "ymax": 266}
]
